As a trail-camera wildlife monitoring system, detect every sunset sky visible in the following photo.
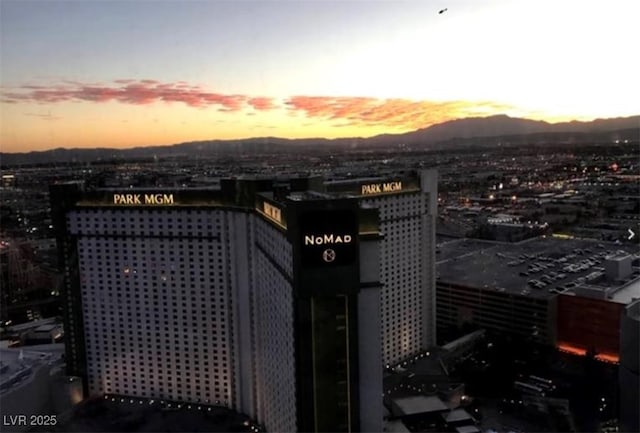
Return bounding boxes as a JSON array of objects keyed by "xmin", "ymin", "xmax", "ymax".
[{"xmin": 1, "ymin": 0, "xmax": 639, "ymax": 152}]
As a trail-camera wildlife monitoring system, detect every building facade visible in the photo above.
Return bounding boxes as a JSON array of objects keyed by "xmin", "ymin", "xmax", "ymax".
[
  {"xmin": 324, "ymin": 170, "xmax": 438, "ymax": 365},
  {"xmin": 51, "ymin": 171, "xmax": 436, "ymax": 432},
  {"xmin": 619, "ymin": 299, "xmax": 640, "ymax": 433},
  {"xmin": 436, "ymin": 280, "xmax": 554, "ymax": 346},
  {"xmin": 436, "ymin": 237, "xmax": 640, "ymax": 342}
]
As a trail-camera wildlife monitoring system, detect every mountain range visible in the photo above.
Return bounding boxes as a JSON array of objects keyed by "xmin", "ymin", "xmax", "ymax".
[{"xmin": 1, "ymin": 114, "xmax": 638, "ymax": 166}]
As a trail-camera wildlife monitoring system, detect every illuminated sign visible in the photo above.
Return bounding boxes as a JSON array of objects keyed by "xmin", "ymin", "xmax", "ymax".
[
  {"xmin": 322, "ymin": 249, "xmax": 336, "ymax": 263},
  {"xmin": 300, "ymin": 210, "xmax": 357, "ymax": 267},
  {"xmin": 304, "ymin": 234, "xmax": 353, "ymax": 245},
  {"xmin": 113, "ymin": 193, "xmax": 175, "ymax": 205},
  {"xmin": 361, "ymin": 181, "xmax": 402, "ymax": 195},
  {"xmin": 263, "ymin": 201, "xmax": 282, "ymax": 224}
]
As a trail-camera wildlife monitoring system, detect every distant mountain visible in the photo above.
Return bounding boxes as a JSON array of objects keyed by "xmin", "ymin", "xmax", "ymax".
[
  {"xmin": 400, "ymin": 115, "xmax": 553, "ymax": 143},
  {"xmin": 1, "ymin": 114, "xmax": 638, "ymax": 166},
  {"xmin": 369, "ymin": 114, "xmax": 639, "ymax": 145}
]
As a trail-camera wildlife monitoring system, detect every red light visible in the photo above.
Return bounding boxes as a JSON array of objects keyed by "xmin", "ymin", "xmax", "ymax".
[
  {"xmin": 557, "ymin": 344, "xmax": 587, "ymax": 356},
  {"xmin": 595, "ymin": 353, "xmax": 619, "ymax": 364}
]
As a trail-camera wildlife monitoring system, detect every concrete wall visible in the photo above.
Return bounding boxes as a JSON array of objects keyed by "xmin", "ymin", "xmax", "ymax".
[
  {"xmin": 358, "ymin": 236, "xmax": 383, "ymax": 432},
  {"xmin": 619, "ymin": 301, "xmax": 640, "ymax": 432}
]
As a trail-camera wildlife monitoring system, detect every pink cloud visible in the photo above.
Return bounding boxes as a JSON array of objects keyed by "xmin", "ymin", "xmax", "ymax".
[
  {"xmin": 1, "ymin": 79, "xmax": 513, "ymax": 130},
  {"xmin": 248, "ymin": 97, "xmax": 276, "ymax": 110},
  {"xmin": 1, "ymin": 80, "xmax": 251, "ymax": 111},
  {"xmin": 285, "ymin": 96, "xmax": 514, "ymax": 129}
]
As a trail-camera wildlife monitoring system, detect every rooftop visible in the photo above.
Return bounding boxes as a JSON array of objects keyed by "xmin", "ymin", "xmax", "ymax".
[
  {"xmin": 392, "ymin": 395, "xmax": 448, "ymax": 416},
  {"xmin": 607, "ymin": 251, "xmax": 634, "ymax": 261},
  {"xmin": 455, "ymin": 426, "xmax": 481, "ymax": 433},
  {"xmin": 34, "ymin": 324, "xmax": 60, "ymax": 332},
  {"xmin": 0, "ymin": 344, "xmax": 64, "ymax": 393},
  {"xmin": 7, "ymin": 318, "xmax": 58, "ymax": 333},
  {"xmin": 384, "ymin": 419, "xmax": 411, "ymax": 433},
  {"xmin": 611, "ymin": 279, "xmax": 640, "ymax": 304},
  {"xmin": 285, "ymin": 191, "xmax": 333, "ymax": 201},
  {"xmin": 437, "ymin": 237, "xmax": 640, "ymax": 301},
  {"xmin": 442, "ymin": 408, "xmax": 475, "ymax": 423}
]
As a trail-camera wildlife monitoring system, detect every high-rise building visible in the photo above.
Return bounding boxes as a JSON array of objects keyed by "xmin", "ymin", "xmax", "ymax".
[
  {"xmin": 50, "ymin": 170, "xmax": 437, "ymax": 432},
  {"xmin": 324, "ymin": 170, "xmax": 438, "ymax": 364}
]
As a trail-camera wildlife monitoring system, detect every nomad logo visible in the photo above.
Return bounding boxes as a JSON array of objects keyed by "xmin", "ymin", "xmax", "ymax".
[
  {"xmin": 304, "ymin": 234, "xmax": 353, "ymax": 245},
  {"xmin": 113, "ymin": 193, "xmax": 175, "ymax": 205},
  {"xmin": 300, "ymin": 210, "xmax": 356, "ymax": 267},
  {"xmin": 322, "ymin": 249, "xmax": 336, "ymax": 263},
  {"xmin": 361, "ymin": 181, "xmax": 402, "ymax": 195}
]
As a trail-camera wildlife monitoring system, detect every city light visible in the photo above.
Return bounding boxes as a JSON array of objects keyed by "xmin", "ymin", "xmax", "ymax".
[
  {"xmin": 557, "ymin": 344, "xmax": 587, "ymax": 356},
  {"xmin": 4, "ymin": 108, "xmax": 638, "ymax": 433},
  {"xmin": 595, "ymin": 353, "xmax": 620, "ymax": 364}
]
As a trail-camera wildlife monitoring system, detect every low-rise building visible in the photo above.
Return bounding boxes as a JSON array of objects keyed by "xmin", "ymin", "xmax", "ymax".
[{"xmin": 436, "ymin": 236, "xmax": 640, "ymax": 363}]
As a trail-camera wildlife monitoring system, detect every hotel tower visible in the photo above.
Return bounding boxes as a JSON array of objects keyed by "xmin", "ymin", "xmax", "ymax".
[{"xmin": 51, "ymin": 169, "xmax": 436, "ymax": 432}]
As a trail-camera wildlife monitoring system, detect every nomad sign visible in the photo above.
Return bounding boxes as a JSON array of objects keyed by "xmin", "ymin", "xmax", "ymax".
[
  {"xmin": 304, "ymin": 234, "xmax": 353, "ymax": 245},
  {"xmin": 361, "ymin": 181, "xmax": 402, "ymax": 195},
  {"xmin": 300, "ymin": 210, "xmax": 357, "ymax": 267},
  {"xmin": 113, "ymin": 193, "xmax": 175, "ymax": 205}
]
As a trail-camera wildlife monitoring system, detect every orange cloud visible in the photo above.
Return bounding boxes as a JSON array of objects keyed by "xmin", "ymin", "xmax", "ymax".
[
  {"xmin": 2, "ymin": 79, "xmax": 515, "ymax": 130},
  {"xmin": 285, "ymin": 96, "xmax": 514, "ymax": 129}
]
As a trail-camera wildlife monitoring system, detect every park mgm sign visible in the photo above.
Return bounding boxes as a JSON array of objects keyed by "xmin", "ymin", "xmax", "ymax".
[
  {"xmin": 325, "ymin": 176, "xmax": 419, "ymax": 197},
  {"xmin": 360, "ymin": 181, "xmax": 402, "ymax": 196},
  {"xmin": 76, "ymin": 190, "xmax": 226, "ymax": 207},
  {"xmin": 256, "ymin": 198, "xmax": 287, "ymax": 229},
  {"xmin": 112, "ymin": 193, "xmax": 175, "ymax": 205}
]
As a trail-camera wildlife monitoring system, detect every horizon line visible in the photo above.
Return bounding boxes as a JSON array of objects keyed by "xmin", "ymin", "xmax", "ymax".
[{"xmin": 3, "ymin": 113, "xmax": 639, "ymax": 155}]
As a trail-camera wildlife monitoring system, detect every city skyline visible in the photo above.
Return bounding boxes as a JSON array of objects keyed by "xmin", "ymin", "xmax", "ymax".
[{"xmin": 1, "ymin": 0, "xmax": 639, "ymax": 152}]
